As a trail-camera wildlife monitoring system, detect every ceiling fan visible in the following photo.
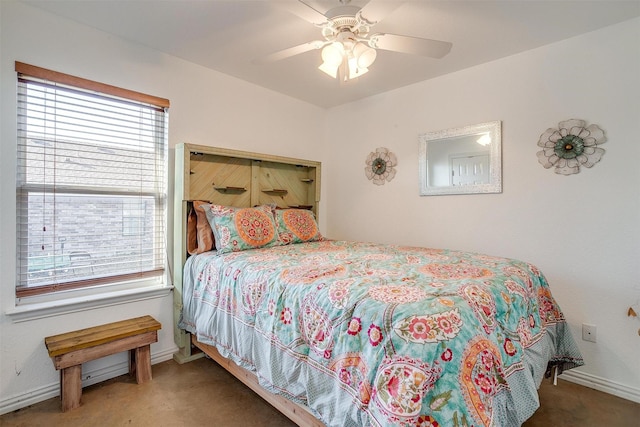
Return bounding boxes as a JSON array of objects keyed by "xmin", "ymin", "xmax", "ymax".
[{"xmin": 258, "ymin": 0, "xmax": 453, "ymax": 82}]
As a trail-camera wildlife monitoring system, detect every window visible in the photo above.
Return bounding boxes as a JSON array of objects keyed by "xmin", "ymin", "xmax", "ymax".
[
  {"xmin": 122, "ymin": 201, "xmax": 147, "ymax": 237},
  {"xmin": 15, "ymin": 62, "xmax": 170, "ymax": 299}
]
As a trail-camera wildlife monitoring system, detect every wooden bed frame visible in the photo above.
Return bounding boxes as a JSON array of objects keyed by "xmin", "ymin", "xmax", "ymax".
[{"xmin": 172, "ymin": 143, "xmax": 324, "ymax": 426}]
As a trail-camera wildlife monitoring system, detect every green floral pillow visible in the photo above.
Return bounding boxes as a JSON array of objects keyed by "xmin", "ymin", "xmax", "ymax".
[
  {"xmin": 274, "ymin": 209, "xmax": 323, "ymax": 245},
  {"xmin": 204, "ymin": 204, "xmax": 280, "ymax": 253}
]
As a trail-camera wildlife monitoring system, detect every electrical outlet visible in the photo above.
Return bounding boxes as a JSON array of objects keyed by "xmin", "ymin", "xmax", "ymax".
[{"xmin": 582, "ymin": 323, "xmax": 597, "ymax": 342}]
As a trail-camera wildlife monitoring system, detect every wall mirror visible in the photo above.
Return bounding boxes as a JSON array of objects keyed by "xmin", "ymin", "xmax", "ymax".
[{"xmin": 419, "ymin": 120, "xmax": 502, "ymax": 196}]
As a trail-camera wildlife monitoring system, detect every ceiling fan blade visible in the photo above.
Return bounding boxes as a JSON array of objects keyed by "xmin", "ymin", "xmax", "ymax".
[
  {"xmin": 279, "ymin": 1, "xmax": 328, "ymax": 25},
  {"xmin": 254, "ymin": 40, "xmax": 325, "ymax": 64},
  {"xmin": 369, "ymin": 33, "xmax": 452, "ymax": 59},
  {"xmin": 358, "ymin": 0, "xmax": 403, "ymax": 25}
]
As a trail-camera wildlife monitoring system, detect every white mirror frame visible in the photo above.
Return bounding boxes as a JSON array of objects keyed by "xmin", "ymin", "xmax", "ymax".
[{"xmin": 419, "ymin": 120, "xmax": 502, "ymax": 196}]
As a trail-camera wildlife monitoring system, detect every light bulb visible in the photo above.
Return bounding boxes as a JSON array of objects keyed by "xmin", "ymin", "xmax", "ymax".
[
  {"xmin": 321, "ymin": 43, "xmax": 344, "ymax": 66},
  {"xmin": 353, "ymin": 42, "xmax": 377, "ymax": 68},
  {"xmin": 318, "ymin": 61, "xmax": 339, "ymax": 78},
  {"xmin": 347, "ymin": 57, "xmax": 369, "ymax": 79}
]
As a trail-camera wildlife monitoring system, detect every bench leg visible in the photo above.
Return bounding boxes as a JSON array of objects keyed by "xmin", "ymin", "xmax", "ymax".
[
  {"xmin": 129, "ymin": 344, "xmax": 152, "ymax": 384},
  {"xmin": 60, "ymin": 364, "xmax": 82, "ymax": 412}
]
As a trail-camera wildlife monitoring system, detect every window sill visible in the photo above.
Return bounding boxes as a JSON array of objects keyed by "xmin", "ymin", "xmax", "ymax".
[{"xmin": 5, "ymin": 284, "xmax": 173, "ymax": 323}]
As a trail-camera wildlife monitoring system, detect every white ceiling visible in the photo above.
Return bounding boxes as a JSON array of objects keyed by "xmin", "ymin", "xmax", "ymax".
[{"xmin": 24, "ymin": 0, "xmax": 640, "ymax": 108}]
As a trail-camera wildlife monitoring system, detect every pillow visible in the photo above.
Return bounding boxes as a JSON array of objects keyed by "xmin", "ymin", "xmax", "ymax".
[
  {"xmin": 204, "ymin": 204, "xmax": 280, "ymax": 253},
  {"xmin": 187, "ymin": 201, "xmax": 215, "ymax": 255},
  {"xmin": 274, "ymin": 208, "xmax": 323, "ymax": 245},
  {"xmin": 187, "ymin": 207, "xmax": 198, "ymax": 255}
]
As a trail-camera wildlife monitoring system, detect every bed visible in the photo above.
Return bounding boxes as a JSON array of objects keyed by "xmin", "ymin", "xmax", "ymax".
[{"xmin": 173, "ymin": 144, "xmax": 583, "ymax": 427}]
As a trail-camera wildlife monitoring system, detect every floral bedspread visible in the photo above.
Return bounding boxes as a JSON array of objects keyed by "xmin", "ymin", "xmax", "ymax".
[{"xmin": 179, "ymin": 240, "xmax": 583, "ymax": 427}]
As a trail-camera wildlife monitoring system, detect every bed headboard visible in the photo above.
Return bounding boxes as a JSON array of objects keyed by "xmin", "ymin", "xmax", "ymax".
[{"xmin": 172, "ymin": 143, "xmax": 321, "ymax": 361}]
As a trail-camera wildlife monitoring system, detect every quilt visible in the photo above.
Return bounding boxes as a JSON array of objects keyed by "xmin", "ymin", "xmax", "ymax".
[{"xmin": 179, "ymin": 240, "xmax": 583, "ymax": 426}]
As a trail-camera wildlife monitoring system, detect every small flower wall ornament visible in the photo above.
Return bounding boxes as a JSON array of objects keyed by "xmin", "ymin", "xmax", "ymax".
[
  {"xmin": 365, "ymin": 147, "xmax": 397, "ymax": 185},
  {"xmin": 536, "ymin": 119, "xmax": 606, "ymax": 175}
]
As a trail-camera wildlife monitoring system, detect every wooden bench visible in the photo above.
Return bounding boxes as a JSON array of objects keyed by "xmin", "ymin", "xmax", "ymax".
[{"xmin": 44, "ymin": 315, "xmax": 161, "ymax": 412}]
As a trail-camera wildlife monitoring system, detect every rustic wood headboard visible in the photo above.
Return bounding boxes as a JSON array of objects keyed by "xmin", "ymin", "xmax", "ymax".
[{"xmin": 172, "ymin": 143, "xmax": 321, "ymax": 361}]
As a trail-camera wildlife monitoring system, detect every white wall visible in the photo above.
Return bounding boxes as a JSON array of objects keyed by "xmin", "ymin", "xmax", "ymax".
[
  {"xmin": 0, "ymin": 1, "xmax": 325, "ymax": 414},
  {"xmin": 324, "ymin": 18, "xmax": 640, "ymax": 401}
]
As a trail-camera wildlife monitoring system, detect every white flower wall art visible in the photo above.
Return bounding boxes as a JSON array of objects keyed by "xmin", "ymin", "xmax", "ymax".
[
  {"xmin": 365, "ymin": 147, "xmax": 397, "ymax": 185},
  {"xmin": 536, "ymin": 119, "xmax": 606, "ymax": 175}
]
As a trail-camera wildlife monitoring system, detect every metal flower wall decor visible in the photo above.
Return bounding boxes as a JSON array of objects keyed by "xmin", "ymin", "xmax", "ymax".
[
  {"xmin": 536, "ymin": 119, "xmax": 606, "ymax": 175},
  {"xmin": 365, "ymin": 147, "xmax": 397, "ymax": 185}
]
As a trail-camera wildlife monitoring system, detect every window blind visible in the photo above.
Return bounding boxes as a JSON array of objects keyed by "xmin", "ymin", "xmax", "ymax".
[{"xmin": 15, "ymin": 62, "xmax": 169, "ymax": 298}]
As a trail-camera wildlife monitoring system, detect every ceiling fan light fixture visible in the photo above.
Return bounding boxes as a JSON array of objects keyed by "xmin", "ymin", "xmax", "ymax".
[
  {"xmin": 265, "ymin": 0, "xmax": 453, "ymax": 85},
  {"xmin": 476, "ymin": 133, "xmax": 492, "ymax": 146},
  {"xmin": 319, "ymin": 40, "xmax": 374, "ymax": 81}
]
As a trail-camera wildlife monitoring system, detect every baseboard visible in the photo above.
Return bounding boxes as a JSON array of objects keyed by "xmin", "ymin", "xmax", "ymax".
[
  {"xmin": 4, "ymin": 353, "xmax": 637, "ymax": 415},
  {"xmin": 173, "ymin": 350, "xmax": 205, "ymax": 364},
  {"xmin": 0, "ymin": 346, "xmax": 178, "ymax": 416},
  {"xmin": 560, "ymin": 369, "xmax": 640, "ymax": 403}
]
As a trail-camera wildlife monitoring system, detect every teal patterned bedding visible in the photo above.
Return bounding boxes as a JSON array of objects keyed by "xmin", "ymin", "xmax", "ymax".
[{"xmin": 179, "ymin": 240, "xmax": 583, "ymax": 426}]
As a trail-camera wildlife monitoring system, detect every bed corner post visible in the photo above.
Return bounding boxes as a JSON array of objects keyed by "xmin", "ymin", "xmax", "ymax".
[{"xmin": 173, "ymin": 143, "xmax": 203, "ymax": 364}]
